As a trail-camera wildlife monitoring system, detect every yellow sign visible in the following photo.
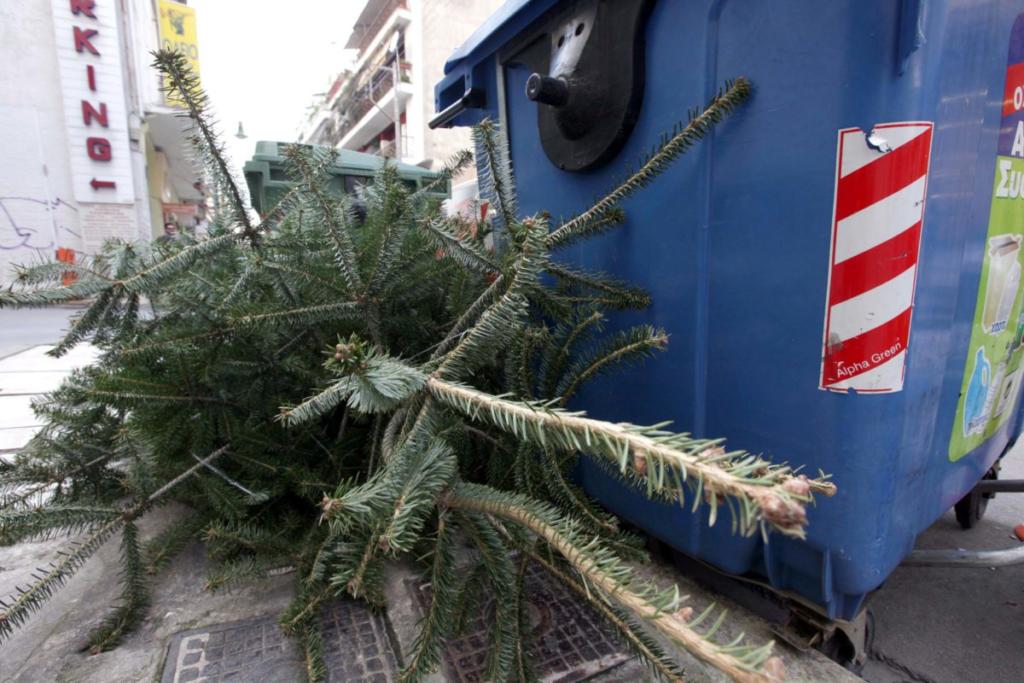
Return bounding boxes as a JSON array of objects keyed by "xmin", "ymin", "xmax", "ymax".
[{"xmin": 157, "ymin": 0, "xmax": 200, "ymax": 106}]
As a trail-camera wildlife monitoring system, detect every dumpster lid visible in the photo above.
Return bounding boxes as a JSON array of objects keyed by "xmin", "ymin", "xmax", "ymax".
[
  {"xmin": 247, "ymin": 141, "xmax": 438, "ymax": 179},
  {"xmin": 443, "ymin": 0, "xmax": 563, "ymax": 75}
]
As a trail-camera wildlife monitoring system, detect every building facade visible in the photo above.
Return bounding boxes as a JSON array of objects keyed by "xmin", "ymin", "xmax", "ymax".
[
  {"xmin": 298, "ymin": 0, "xmax": 503, "ymax": 175},
  {"xmin": 0, "ymin": 0, "xmax": 205, "ymax": 286}
]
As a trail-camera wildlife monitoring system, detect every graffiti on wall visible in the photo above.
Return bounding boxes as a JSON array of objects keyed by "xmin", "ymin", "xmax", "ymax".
[{"xmin": 0, "ymin": 196, "xmax": 80, "ymax": 254}]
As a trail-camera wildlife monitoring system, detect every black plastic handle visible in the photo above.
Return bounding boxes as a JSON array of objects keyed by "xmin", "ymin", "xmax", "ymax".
[{"xmin": 429, "ymin": 87, "xmax": 485, "ymax": 129}]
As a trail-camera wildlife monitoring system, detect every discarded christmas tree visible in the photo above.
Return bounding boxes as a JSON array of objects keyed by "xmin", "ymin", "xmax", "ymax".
[{"xmin": 0, "ymin": 51, "xmax": 833, "ymax": 683}]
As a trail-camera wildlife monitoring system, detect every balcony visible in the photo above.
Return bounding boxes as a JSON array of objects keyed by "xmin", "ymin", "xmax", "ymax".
[
  {"xmin": 346, "ymin": 0, "xmax": 409, "ymax": 54},
  {"xmin": 329, "ymin": 59, "xmax": 414, "ymax": 156}
]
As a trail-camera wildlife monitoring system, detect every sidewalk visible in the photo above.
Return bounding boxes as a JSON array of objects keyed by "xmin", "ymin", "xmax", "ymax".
[
  {"xmin": 0, "ymin": 343, "xmax": 100, "ymax": 457},
  {"xmin": 0, "ymin": 335, "xmax": 858, "ymax": 682},
  {"xmin": 0, "ymin": 503, "xmax": 858, "ymax": 683}
]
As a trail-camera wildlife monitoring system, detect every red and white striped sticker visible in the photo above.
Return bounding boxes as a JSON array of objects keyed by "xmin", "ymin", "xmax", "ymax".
[{"xmin": 820, "ymin": 122, "xmax": 934, "ymax": 393}]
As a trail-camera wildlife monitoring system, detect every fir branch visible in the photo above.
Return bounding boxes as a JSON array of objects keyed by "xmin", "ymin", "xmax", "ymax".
[
  {"xmin": 301, "ymin": 619, "xmax": 327, "ymax": 683},
  {"xmin": 399, "ymin": 512, "xmax": 456, "ymax": 683},
  {"xmin": 435, "ymin": 217, "xmax": 548, "ymax": 379},
  {"xmin": 454, "ymin": 511, "xmax": 518, "ymax": 682},
  {"xmin": 420, "ymin": 217, "xmax": 498, "ymax": 274},
  {"xmin": 363, "ymin": 166, "xmax": 415, "ymax": 297},
  {"xmin": 284, "ymin": 144, "xmax": 364, "ymax": 293},
  {"xmin": 116, "ymin": 329, "xmax": 231, "ymax": 361},
  {"xmin": 546, "ymin": 78, "xmax": 751, "ymax": 249},
  {"xmin": 0, "ymin": 279, "xmax": 110, "ymax": 308},
  {"xmin": 538, "ymin": 446, "xmax": 619, "ymax": 535},
  {"xmin": 281, "ymin": 582, "xmax": 332, "ymax": 637},
  {"xmin": 153, "ymin": 50, "xmax": 254, "ymax": 240},
  {"xmin": 257, "ymin": 184, "xmax": 304, "ymax": 231},
  {"xmin": 510, "ymin": 556, "xmax": 538, "ymax": 683},
  {"xmin": 0, "ymin": 513, "xmax": 124, "ymax": 642},
  {"xmin": 216, "ymin": 261, "xmax": 261, "ymax": 313},
  {"xmin": 283, "ymin": 352, "xmax": 426, "ymax": 425},
  {"xmin": 557, "ymin": 325, "xmax": 669, "ymax": 403},
  {"xmin": 522, "ymin": 544, "xmax": 685, "ymax": 682},
  {"xmin": 335, "ymin": 532, "xmax": 385, "ymax": 603},
  {"xmin": 473, "ymin": 120, "xmax": 517, "ymax": 232},
  {"xmin": 83, "ymin": 388, "xmax": 228, "ymax": 407},
  {"xmin": 204, "ymin": 555, "xmax": 288, "ymax": 593},
  {"xmin": 0, "ymin": 443, "xmax": 231, "ymax": 642},
  {"xmin": 85, "ymin": 521, "xmax": 149, "ymax": 652},
  {"xmin": 544, "ymin": 260, "xmax": 651, "ymax": 310},
  {"xmin": 449, "ymin": 562, "xmax": 489, "ymax": 637},
  {"xmin": 429, "ymin": 273, "xmax": 505, "ymax": 361},
  {"xmin": 260, "ymin": 260, "xmax": 349, "ymax": 296},
  {"xmin": 376, "ymin": 440, "xmax": 457, "ymax": 554},
  {"xmin": 0, "ymin": 453, "xmax": 113, "ymax": 512},
  {"xmin": 544, "ymin": 207, "xmax": 626, "ymax": 251},
  {"xmin": 204, "ymin": 520, "xmax": 293, "ymax": 560},
  {"xmin": 411, "ymin": 148, "xmax": 474, "ymax": 200},
  {"xmin": 428, "ymin": 378, "xmax": 834, "ymax": 538},
  {"xmin": 13, "ymin": 261, "xmax": 112, "ymax": 288},
  {"xmin": 228, "ymin": 301, "xmax": 361, "ymax": 331},
  {"xmin": 539, "ymin": 310, "xmax": 605, "ymax": 399},
  {"xmin": 116, "ymin": 233, "xmax": 240, "ymax": 295},
  {"xmin": 446, "ymin": 483, "xmax": 783, "ymax": 683},
  {"xmin": 0, "ymin": 505, "xmax": 120, "ymax": 546}
]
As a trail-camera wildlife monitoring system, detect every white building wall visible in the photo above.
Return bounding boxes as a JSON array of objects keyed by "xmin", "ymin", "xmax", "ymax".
[
  {"xmin": 123, "ymin": 0, "xmax": 167, "ymax": 112},
  {"xmin": 417, "ymin": 0, "xmax": 504, "ymax": 170},
  {"xmin": 0, "ymin": 0, "xmax": 83, "ymax": 282},
  {"xmin": 0, "ymin": 0, "xmax": 159, "ymax": 286},
  {"xmin": 406, "ymin": 0, "xmax": 427, "ymax": 164},
  {"xmin": 118, "ymin": 0, "xmax": 158, "ymax": 243}
]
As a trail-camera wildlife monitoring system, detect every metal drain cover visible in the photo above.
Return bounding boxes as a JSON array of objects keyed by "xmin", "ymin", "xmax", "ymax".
[
  {"xmin": 161, "ymin": 600, "xmax": 399, "ymax": 683},
  {"xmin": 160, "ymin": 614, "xmax": 298, "ymax": 683},
  {"xmin": 410, "ymin": 562, "xmax": 630, "ymax": 682},
  {"xmin": 321, "ymin": 599, "xmax": 400, "ymax": 682}
]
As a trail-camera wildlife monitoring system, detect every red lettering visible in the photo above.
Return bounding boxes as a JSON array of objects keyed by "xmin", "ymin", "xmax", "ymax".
[
  {"xmin": 81, "ymin": 101, "xmax": 108, "ymax": 127},
  {"xmin": 86, "ymin": 137, "xmax": 112, "ymax": 161},
  {"xmin": 69, "ymin": 0, "xmax": 96, "ymax": 18},
  {"xmin": 73, "ymin": 27, "xmax": 99, "ymax": 55},
  {"xmin": 87, "ymin": 64, "xmax": 96, "ymax": 91}
]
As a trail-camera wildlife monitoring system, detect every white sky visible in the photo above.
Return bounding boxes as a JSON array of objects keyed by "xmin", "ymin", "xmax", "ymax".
[{"xmin": 187, "ymin": 0, "xmax": 368, "ymax": 174}]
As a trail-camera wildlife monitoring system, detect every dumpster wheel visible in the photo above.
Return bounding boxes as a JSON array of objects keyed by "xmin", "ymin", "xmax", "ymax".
[{"xmin": 954, "ymin": 465, "xmax": 999, "ymax": 529}]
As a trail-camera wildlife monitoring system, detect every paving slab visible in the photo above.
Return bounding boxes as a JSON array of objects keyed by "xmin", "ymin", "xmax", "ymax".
[
  {"xmin": 0, "ymin": 344, "xmax": 100, "ymax": 372},
  {"xmin": 0, "ymin": 505, "xmax": 297, "ymax": 683},
  {"xmin": 0, "ymin": 342, "xmax": 97, "ymax": 452},
  {"xmin": 0, "ymin": 371, "xmax": 71, "ymax": 396},
  {"xmin": 0, "ymin": 395, "xmax": 42, "ymax": 430},
  {"xmin": 0, "ymin": 307, "xmax": 81, "ymax": 359},
  {"xmin": 0, "ymin": 426, "xmax": 42, "ymax": 453}
]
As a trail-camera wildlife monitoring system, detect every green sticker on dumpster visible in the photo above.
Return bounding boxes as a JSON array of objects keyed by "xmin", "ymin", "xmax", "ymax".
[{"xmin": 949, "ymin": 20, "xmax": 1024, "ymax": 461}]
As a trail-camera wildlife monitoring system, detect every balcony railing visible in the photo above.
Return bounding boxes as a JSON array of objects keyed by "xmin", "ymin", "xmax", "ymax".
[
  {"xmin": 327, "ymin": 60, "xmax": 412, "ymax": 147},
  {"xmin": 348, "ymin": 0, "xmax": 408, "ymax": 54}
]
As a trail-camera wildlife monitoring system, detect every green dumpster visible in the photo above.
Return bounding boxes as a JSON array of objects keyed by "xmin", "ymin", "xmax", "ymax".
[{"xmin": 243, "ymin": 141, "xmax": 445, "ymax": 215}]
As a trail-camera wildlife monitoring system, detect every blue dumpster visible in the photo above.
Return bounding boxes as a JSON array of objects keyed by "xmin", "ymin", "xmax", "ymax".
[{"xmin": 433, "ymin": 0, "xmax": 1024, "ymax": 621}]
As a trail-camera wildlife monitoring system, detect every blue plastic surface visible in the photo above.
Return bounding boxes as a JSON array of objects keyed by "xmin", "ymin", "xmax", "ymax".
[{"xmin": 434, "ymin": 0, "xmax": 1024, "ymax": 619}]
